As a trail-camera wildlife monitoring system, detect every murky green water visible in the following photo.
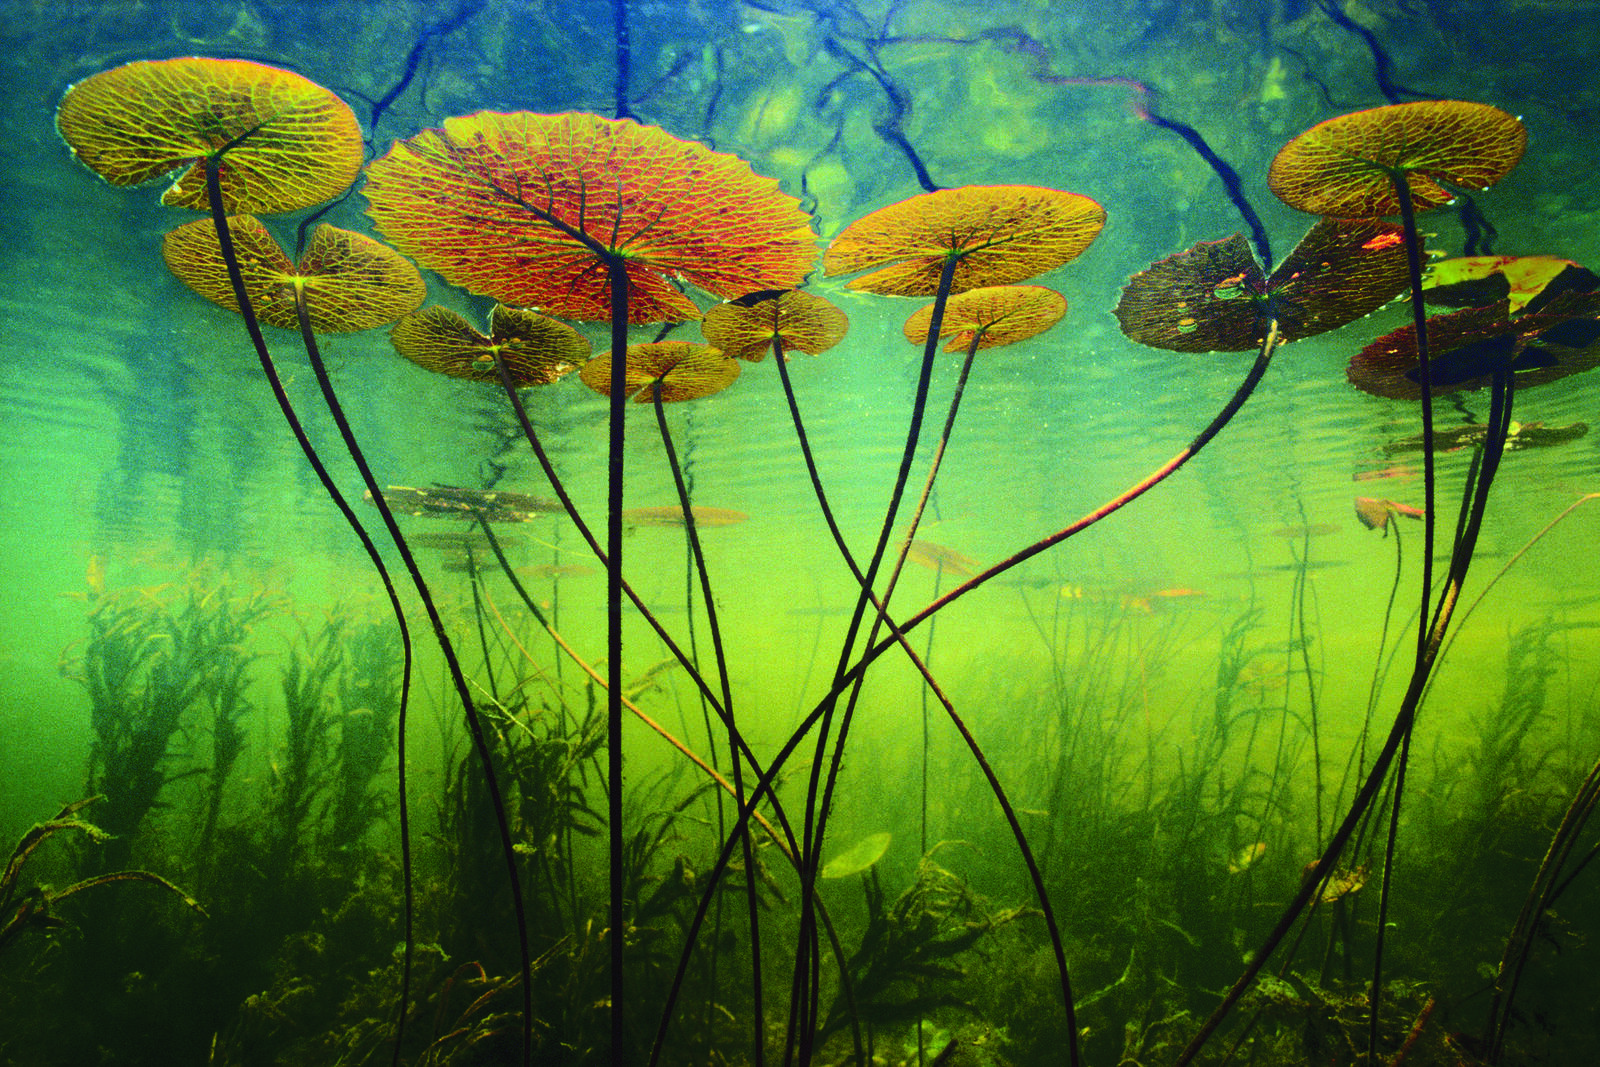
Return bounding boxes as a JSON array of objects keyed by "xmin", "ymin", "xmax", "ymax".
[{"xmin": 3, "ymin": 1, "xmax": 1599, "ymax": 1064}]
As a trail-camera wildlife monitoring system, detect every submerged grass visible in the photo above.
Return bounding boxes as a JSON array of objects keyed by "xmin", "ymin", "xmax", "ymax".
[{"xmin": 4, "ymin": 538, "xmax": 1598, "ymax": 1067}]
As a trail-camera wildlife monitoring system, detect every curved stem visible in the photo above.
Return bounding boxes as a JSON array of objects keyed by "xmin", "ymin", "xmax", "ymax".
[
  {"xmin": 1391, "ymin": 172, "xmax": 1436, "ymax": 668},
  {"xmin": 651, "ymin": 384, "xmax": 764, "ymax": 1067},
  {"xmin": 812, "ymin": 325, "xmax": 980, "ymax": 840},
  {"xmin": 489, "ymin": 363, "xmax": 734, "ymax": 755},
  {"xmin": 1430, "ymin": 492, "xmax": 1600, "ymax": 685},
  {"xmin": 668, "ymin": 319, "xmax": 1283, "ymax": 1067},
  {"xmin": 194, "ymin": 158, "xmax": 444, "ymax": 1063},
  {"xmin": 879, "ymin": 322, "xmax": 1280, "ymax": 650},
  {"xmin": 1486, "ymin": 754, "xmax": 1600, "ymax": 1062},
  {"xmin": 792, "ymin": 254, "xmax": 959, "ymax": 1065},
  {"xmin": 768, "ymin": 335, "xmax": 1079, "ymax": 1061},
  {"xmin": 1176, "ymin": 366, "xmax": 1514, "ymax": 1066},
  {"xmin": 285, "ymin": 288, "xmax": 535, "ymax": 1065}
]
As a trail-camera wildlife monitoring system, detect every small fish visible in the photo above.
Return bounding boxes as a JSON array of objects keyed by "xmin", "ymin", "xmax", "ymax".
[
  {"xmin": 622, "ymin": 505, "xmax": 748, "ymax": 528},
  {"xmin": 906, "ymin": 540, "xmax": 979, "ymax": 577},
  {"xmin": 85, "ymin": 554, "xmax": 106, "ymax": 598},
  {"xmin": 1302, "ymin": 862, "xmax": 1370, "ymax": 903},
  {"xmin": 1353, "ymin": 464, "xmax": 1416, "ymax": 482},
  {"xmin": 1150, "ymin": 587, "xmax": 1206, "ymax": 600}
]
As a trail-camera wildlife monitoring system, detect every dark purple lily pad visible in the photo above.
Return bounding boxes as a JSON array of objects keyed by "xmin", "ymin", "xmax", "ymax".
[
  {"xmin": 1114, "ymin": 218, "xmax": 1410, "ymax": 353},
  {"xmin": 1348, "ymin": 292, "xmax": 1600, "ymax": 400}
]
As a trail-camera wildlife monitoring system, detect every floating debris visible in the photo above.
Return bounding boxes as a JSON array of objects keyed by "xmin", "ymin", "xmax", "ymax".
[
  {"xmin": 1384, "ymin": 420, "xmax": 1589, "ymax": 456},
  {"xmin": 1354, "ymin": 497, "xmax": 1425, "ymax": 531},
  {"xmin": 369, "ymin": 485, "xmax": 564, "ymax": 523}
]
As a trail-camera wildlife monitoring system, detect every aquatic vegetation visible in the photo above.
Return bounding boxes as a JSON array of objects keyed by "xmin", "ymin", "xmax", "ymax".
[
  {"xmin": 55, "ymin": 57, "xmax": 363, "ymax": 213},
  {"xmin": 820, "ymin": 855, "xmax": 1026, "ymax": 1052},
  {"xmin": 1, "ymin": 798, "xmax": 203, "ymax": 957},
  {"xmin": 31, "ymin": 7, "xmax": 1600, "ymax": 1067},
  {"xmin": 699, "ymin": 289, "xmax": 851, "ymax": 362},
  {"xmin": 389, "ymin": 304, "xmax": 589, "ymax": 386},
  {"xmin": 64, "ymin": 571, "xmax": 280, "ymax": 873}
]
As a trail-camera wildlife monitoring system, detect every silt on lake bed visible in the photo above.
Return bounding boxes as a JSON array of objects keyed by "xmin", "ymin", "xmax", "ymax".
[{"xmin": 4, "ymin": 2, "xmax": 1600, "ymax": 1065}]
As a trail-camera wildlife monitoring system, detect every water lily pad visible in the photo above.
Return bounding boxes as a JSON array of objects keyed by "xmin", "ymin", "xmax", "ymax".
[
  {"xmin": 578, "ymin": 342, "xmax": 740, "ymax": 402},
  {"xmin": 1269, "ymin": 101, "xmax": 1526, "ymax": 217},
  {"xmin": 1348, "ymin": 293, "xmax": 1600, "ymax": 400},
  {"xmin": 824, "ymin": 185, "xmax": 1104, "ymax": 297},
  {"xmin": 390, "ymin": 305, "xmax": 588, "ymax": 387},
  {"xmin": 163, "ymin": 216, "xmax": 424, "ymax": 331},
  {"xmin": 364, "ymin": 111, "xmax": 817, "ymax": 324},
  {"xmin": 57, "ymin": 57, "xmax": 363, "ymax": 213},
  {"xmin": 903, "ymin": 285, "xmax": 1066, "ymax": 351},
  {"xmin": 1115, "ymin": 218, "xmax": 1410, "ymax": 352},
  {"xmin": 700, "ymin": 290, "xmax": 849, "ymax": 361}
]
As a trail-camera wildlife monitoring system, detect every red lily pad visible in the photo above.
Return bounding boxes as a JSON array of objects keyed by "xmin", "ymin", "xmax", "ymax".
[
  {"xmin": 363, "ymin": 111, "xmax": 818, "ymax": 324},
  {"xmin": 1348, "ymin": 293, "xmax": 1600, "ymax": 400}
]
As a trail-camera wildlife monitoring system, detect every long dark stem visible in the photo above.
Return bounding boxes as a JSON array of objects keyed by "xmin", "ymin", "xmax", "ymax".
[
  {"xmin": 651, "ymin": 384, "xmax": 765, "ymax": 1067},
  {"xmin": 487, "ymin": 353, "xmax": 787, "ymax": 833},
  {"xmin": 791, "ymin": 254, "xmax": 959, "ymax": 1066},
  {"xmin": 1486, "ymin": 753, "xmax": 1600, "ymax": 1062},
  {"xmin": 805, "ymin": 319, "xmax": 984, "ymax": 1053},
  {"xmin": 605, "ymin": 256, "xmax": 629, "ymax": 1065},
  {"xmin": 488, "ymin": 363, "xmax": 741, "ymax": 750},
  {"xmin": 1176, "ymin": 364, "xmax": 1513, "ymax": 1066},
  {"xmin": 768, "ymin": 334, "xmax": 1078, "ymax": 1063},
  {"xmin": 285, "ymin": 287, "xmax": 535, "ymax": 1065},
  {"xmin": 1370, "ymin": 369, "xmax": 1513, "ymax": 1059},
  {"xmin": 666, "ymin": 319, "xmax": 1282, "ymax": 1067},
  {"xmin": 887, "ymin": 323, "xmax": 1279, "ymax": 643},
  {"xmin": 1391, "ymin": 172, "xmax": 1435, "ymax": 667},
  {"xmin": 195, "ymin": 158, "xmax": 436, "ymax": 1063}
]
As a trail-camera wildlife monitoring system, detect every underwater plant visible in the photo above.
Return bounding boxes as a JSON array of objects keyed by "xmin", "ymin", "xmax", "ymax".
[
  {"xmin": 364, "ymin": 112, "xmax": 818, "ymax": 1059},
  {"xmin": 42, "ymin": 5, "xmax": 1600, "ymax": 1062},
  {"xmin": 0, "ymin": 798, "xmax": 204, "ymax": 958},
  {"xmin": 65, "ymin": 570, "xmax": 280, "ymax": 874},
  {"xmin": 55, "ymin": 55, "xmax": 540, "ymax": 1058}
]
